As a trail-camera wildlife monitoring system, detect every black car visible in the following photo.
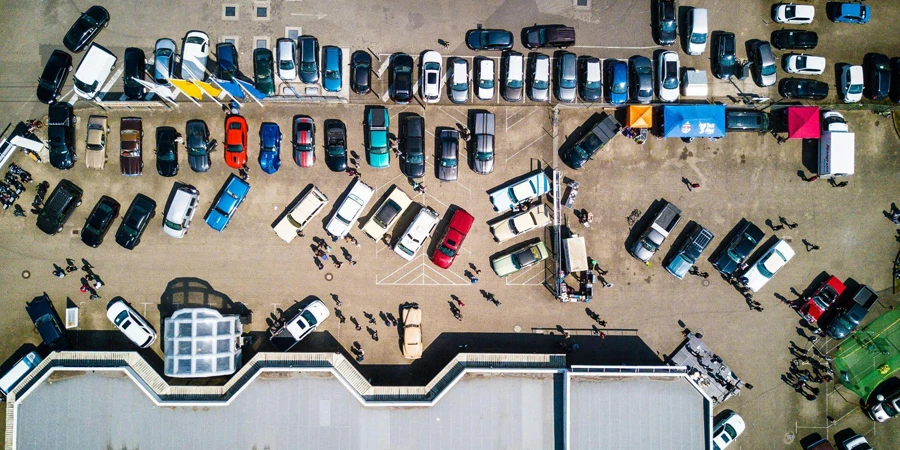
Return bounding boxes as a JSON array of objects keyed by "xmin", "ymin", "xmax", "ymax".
[
  {"xmin": 401, "ymin": 115, "xmax": 425, "ymax": 178},
  {"xmin": 390, "ymin": 53, "xmax": 414, "ymax": 104},
  {"xmin": 825, "ymin": 285, "xmax": 878, "ymax": 340},
  {"xmin": 47, "ymin": 103, "xmax": 77, "ymax": 170},
  {"xmin": 115, "ymin": 194, "xmax": 156, "ymax": 250},
  {"xmin": 26, "ymin": 294, "xmax": 70, "ymax": 350},
  {"xmin": 36, "ymin": 179, "xmax": 82, "ymax": 235},
  {"xmin": 351, "ymin": 51, "xmax": 372, "ymax": 95},
  {"xmin": 298, "ymin": 35, "xmax": 320, "ymax": 83},
  {"xmin": 725, "ymin": 110, "xmax": 770, "ymax": 132},
  {"xmin": 866, "ymin": 53, "xmax": 891, "ymax": 101},
  {"xmin": 216, "ymin": 42, "xmax": 239, "ymax": 81},
  {"xmin": 655, "ymin": 0, "xmax": 677, "ymax": 46},
  {"xmin": 465, "ymin": 29, "xmax": 514, "ymax": 51},
  {"xmin": 80, "ymin": 195, "xmax": 120, "ymax": 247},
  {"xmin": 711, "ymin": 221, "xmax": 765, "ymax": 276},
  {"xmin": 37, "ymin": 50, "xmax": 73, "ymax": 104},
  {"xmin": 155, "ymin": 126, "xmax": 179, "ymax": 177},
  {"xmin": 324, "ymin": 119, "xmax": 348, "ymax": 172},
  {"xmin": 63, "ymin": 5, "xmax": 109, "ymax": 52},
  {"xmin": 185, "ymin": 120, "xmax": 211, "ymax": 172},
  {"xmin": 123, "ymin": 47, "xmax": 146, "ymax": 99},
  {"xmin": 713, "ymin": 32, "xmax": 737, "ymax": 80},
  {"xmin": 779, "ymin": 78, "xmax": 829, "ymax": 100},
  {"xmin": 522, "ymin": 24, "xmax": 575, "ymax": 49},
  {"xmin": 559, "ymin": 114, "xmax": 621, "ymax": 169},
  {"xmin": 771, "ymin": 29, "xmax": 818, "ymax": 50},
  {"xmin": 252, "ymin": 48, "xmax": 275, "ymax": 95}
]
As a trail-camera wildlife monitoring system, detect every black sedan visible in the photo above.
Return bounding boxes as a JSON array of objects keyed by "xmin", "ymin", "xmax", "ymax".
[
  {"xmin": 465, "ymin": 29, "xmax": 514, "ymax": 51},
  {"xmin": 655, "ymin": 0, "xmax": 677, "ymax": 46},
  {"xmin": 186, "ymin": 120, "xmax": 211, "ymax": 173},
  {"xmin": 771, "ymin": 29, "xmax": 818, "ymax": 50},
  {"xmin": 37, "ymin": 50, "xmax": 72, "ymax": 104},
  {"xmin": 351, "ymin": 51, "xmax": 371, "ymax": 95},
  {"xmin": 115, "ymin": 194, "xmax": 156, "ymax": 250},
  {"xmin": 866, "ymin": 53, "xmax": 891, "ymax": 101},
  {"xmin": 124, "ymin": 47, "xmax": 146, "ymax": 100},
  {"xmin": 711, "ymin": 221, "xmax": 765, "ymax": 276},
  {"xmin": 779, "ymin": 78, "xmax": 829, "ymax": 100},
  {"xmin": 324, "ymin": 119, "xmax": 348, "ymax": 172},
  {"xmin": 155, "ymin": 126, "xmax": 179, "ymax": 177},
  {"xmin": 63, "ymin": 5, "xmax": 109, "ymax": 53},
  {"xmin": 400, "ymin": 115, "xmax": 425, "ymax": 178},
  {"xmin": 390, "ymin": 53, "xmax": 414, "ymax": 104},
  {"xmin": 81, "ymin": 196, "xmax": 120, "ymax": 247}
]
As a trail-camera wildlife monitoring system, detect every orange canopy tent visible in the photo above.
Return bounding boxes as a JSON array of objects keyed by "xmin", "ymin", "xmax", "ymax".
[{"xmin": 627, "ymin": 105, "xmax": 653, "ymax": 129}]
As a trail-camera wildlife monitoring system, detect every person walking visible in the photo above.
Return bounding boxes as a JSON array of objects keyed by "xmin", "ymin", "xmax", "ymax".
[{"xmin": 52, "ymin": 264, "xmax": 66, "ymax": 278}]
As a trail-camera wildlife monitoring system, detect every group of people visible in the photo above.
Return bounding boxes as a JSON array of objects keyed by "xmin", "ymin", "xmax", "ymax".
[
  {"xmin": 52, "ymin": 258, "xmax": 103, "ymax": 301},
  {"xmin": 785, "ymin": 341, "xmax": 834, "ymax": 401}
]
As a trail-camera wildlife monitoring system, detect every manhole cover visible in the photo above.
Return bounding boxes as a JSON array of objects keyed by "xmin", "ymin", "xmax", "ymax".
[
  {"xmin": 784, "ymin": 432, "xmax": 795, "ymax": 444},
  {"xmin": 514, "ymin": 325, "xmax": 522, "ymax": 332},
  {"xmin": 22, "ymin": 270, "xmax": 30, "ymax": 279},
  {"xmin": 325, "ymin": 273, "xmax": 334, "ymax": 281},
  {"xmin": 702, "ymin": 279, "xmax": 710, "ymax": 287}
]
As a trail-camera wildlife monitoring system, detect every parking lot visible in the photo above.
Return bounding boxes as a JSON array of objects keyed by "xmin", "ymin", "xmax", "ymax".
[{"xmin": 2, "ymin": 0, "xmax": 900, "ymax": 448}]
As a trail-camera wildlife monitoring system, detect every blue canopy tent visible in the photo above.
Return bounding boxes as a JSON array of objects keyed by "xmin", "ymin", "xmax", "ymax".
[{"xmin": 662, "ymin": 105, "xmax": 726, "ymax": 138}]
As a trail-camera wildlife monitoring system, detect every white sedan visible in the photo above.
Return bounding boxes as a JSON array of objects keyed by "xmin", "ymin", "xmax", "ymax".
[
  {"xmin": 180, "ymin": 30, "xmax": 209, "ymax": 81},
  {"xmin": 490, "ymin": 203, "xmax": 552, "ymax": 243},
  {"xmin": 739, "ymin": 239, "xmax": 795, "ymax": 292},
  {"xmin": 712, "ymin": 412, "xmax": 745, "ymax": 449},
  {"xmin": 325, "ymin": 178, "xmax": 374, "ymax": 238},
  {"xmin": 783, "ymin": 54, "xmax": 826, "ymax": 75},
  {"xmin": 106, "ymin": 299, "xmax": 157, "ymax": 348},
  {"xmin": 420, "ymin": 51, "xmax": 443, "ymax": 103},
  {"xmin": 658, "ymin": 51, "xmax": 680, "ymax": 102},
  {"xmin": 840, "ymin": 65, "xmax": 864, "ymax": 103},
  {"xmin": 773, "ymin": 4, "xmax": 815, "ymax": 24}
]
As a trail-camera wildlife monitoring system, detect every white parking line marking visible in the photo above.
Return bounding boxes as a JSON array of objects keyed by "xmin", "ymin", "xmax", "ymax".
[
  {"xmin": 505, "ymin": 134, "xmax": 549, "ymax": 162},
  {"xmin": 506, "ymin": 108, "xmax": 539, "ymax": 131}
]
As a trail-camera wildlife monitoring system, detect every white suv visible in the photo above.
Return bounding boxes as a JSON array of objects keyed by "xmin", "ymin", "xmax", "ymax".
[
  {"xmin": 163, "ymin": 185, "xmax": 200, "ymax": 238},
  {"xmin": 73, "ymin": 43, "xmax": 117, "ymax": 100},
  {"xmin": 394, "ymin": 206, "xmax": 440, "ymax": 261},
  {"xmin": 325, "ymin": 178, "xmax": 374, "ymax": 238},
  {"xmin": 106, "ymin": 299, "xmax": 157, "ymax": 348}
]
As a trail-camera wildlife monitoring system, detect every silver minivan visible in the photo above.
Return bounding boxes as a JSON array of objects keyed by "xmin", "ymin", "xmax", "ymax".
[
  {"xmin": 162, "ymin": 185, "xmax": 200, "ymax": 238},
  {"xmin": 502, "ymin": 51, "xmax": 524, "ymax": 102},
  {"xmin": 0, "ymin": 351, "xmax": 42, "ymax": 399},
  {"xmin": 555, "ymin": 52, "xmax": 577, "ymax": 102}
]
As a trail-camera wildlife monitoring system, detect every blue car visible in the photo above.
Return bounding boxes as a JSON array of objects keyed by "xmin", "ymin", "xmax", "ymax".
[
  {"xmin": 322, "ymin": 46, "xmax": 342, "ymax": 92},
  {"xmin": 832, "ymin": 3, "xmax": 870, "ymax": 24},
  {"xmin": 258, "ymin": 122, "xmax": 282, "ymax": 174},
  {"xmin": 608, "ymin": 60, "xmax": 629, "ymax": 105},
  {"xmin": 205, "ymin": 174, "xmax": 251, "ymax": 232}
]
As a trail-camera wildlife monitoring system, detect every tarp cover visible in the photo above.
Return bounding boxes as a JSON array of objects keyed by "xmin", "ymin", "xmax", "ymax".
[
  {"xmin": 627, "ymin": 105, "xmax": 653, "ymax": 129},
  {"xmin": 834, "ymin": 310, "xmax": 900, "ymax": 401},
  {"xmin": 662, "ymin": 105, "xmax": 725, "ymax": 138},
  {"xmin": 788, "ymin": 106, "xmax": 820, "ymax": 139}
]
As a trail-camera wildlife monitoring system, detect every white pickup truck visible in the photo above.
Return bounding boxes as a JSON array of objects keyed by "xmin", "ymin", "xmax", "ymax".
[{"xmin": 272, "ymin": 186, "xmax": 328, "ymax": 243}]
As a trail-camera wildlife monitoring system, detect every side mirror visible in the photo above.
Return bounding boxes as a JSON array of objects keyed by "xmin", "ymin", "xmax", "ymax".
[{"xmin": 877, "ymin": 395, "xmax": 886, "ymax": 402}]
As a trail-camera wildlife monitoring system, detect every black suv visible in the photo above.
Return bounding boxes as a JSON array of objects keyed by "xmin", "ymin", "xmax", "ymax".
[
  {"xmin": 123, "ymin": 47, "xmax": 146, "ymax": 99},
  {"xmin": 713, "ymin": 32, "xmax": 736, "ymax": 80},
  {"xmin": 866, "ymin": 53, "xmax": 891, "ymax": 101},
  {"xmin": 401, "ymin": 115, "xmax": 425, "ymax": 178},
  {"xmin": 115, "ymin": 194, "xmax": 157, "ymax": 250},
  {"xmin": 655, "ymin": 0, "xmax": 677, "ymax": 46},
  {"xmin": 37, "ymin": 179, "xmax": 82, "ymax": 235},
  {"xmin": 37, "ymin": 50, "xmax": 73, "ymax": 104},
  {"xmin": 26, "ymin": 293, "xmax": 70, "ymax": 350},
  {"xmin": 81, "ymin": 196, "xmax": 120, "ymax": 247},
  {"xmin": 47, "ymin": 103, "xmax": 77, "ymax": 170},
  {"xmin": 725, "ymin": 110, "xmax": 770, "ymax": 133},
  {"xmin": 522, "ymin": 24, "xmax": 575, "ymax": 49}
]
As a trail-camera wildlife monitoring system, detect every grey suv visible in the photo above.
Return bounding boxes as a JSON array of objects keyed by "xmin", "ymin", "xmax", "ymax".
[
  {"xmin": 36, "ymin": 179, "xmax": 82, "ymax": 235},
  {"xmin": 752, "ymin": 41, "xmax": 777, "ymax": 87},
  {"xmin": 555, "ymin": 52, "xmax": 577, "ymax": 102}
]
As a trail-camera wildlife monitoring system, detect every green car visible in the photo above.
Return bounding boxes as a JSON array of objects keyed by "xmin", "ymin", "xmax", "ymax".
[
  {"xmin": 366, "ymin": 106, "xmax": 390, "ymax": 168},
  {"xmin": 491, "ymin": 241, "xmax": 549, "ymax": 277},
  {"xmin": 253, "ymin": 48, "xmax": 275, "ymax": 96}
]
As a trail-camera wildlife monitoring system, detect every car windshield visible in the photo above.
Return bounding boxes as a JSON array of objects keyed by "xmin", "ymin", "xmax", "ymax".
[
  {"xmin": 407, "ymin": 153, "xmax": 424, "ymax": 163},
  {"xmin": 849, "ymin": 83, "xmax": 863, "ymax": 94},
  {"xmin": 186, "ymin": 37, "xmax": 205, "ymax": 45},
  {"xmin": 691, "ymin": 33, "xmax": 707, "ymax": 44},
  {"xmin": 227, "ymin": 144, "xmax": 243, "ymax": 153},
  {"xmin": 663, "ymin": 64, "xmax": 678, "ymax": 88},
  {"xmin": 480, "ymin": 77, "xmax": 494, "ymax": 89},
  {"xmin": 280, "ymin": 59, "xmax": 294, "ymax": 70},
  {"xmin": 441, "ymin": 157, "xmax": 456, "ymax": 167},
  {"xmin": 476, "ymin": 150, "xmax": 493, "ymax": 161},
  {"xmin": 164, "ymin": 219, "xmax": 183, "ymax": 231},
  {"xmin": 301, "ymin": 310, "xmax": 319, "ymax": 327},
  {"xmin": 534, "ymin": 78, "xmax": 549, "ymax": 90},
  {"xmin": 508, "ymin": 79, "xmax": 523, "ymax": 89},
  {"xmin": 113, "ymin": 310, "xmax": 130, "ymax": 326},
  {"xmin": 74, "ymin": 78, "xmax": 97, "ymax": 93},
  {"xmin": 559, "ymin": 75, "xmax": 576, "ymax": 89},
  {"xmin": 326, "ymin": 69, "xmax": 339, "ymax": 80},
  {"xmin": 438, "ymin": 244, "xmax": 456, "ymax": 257},
  {"xmin": 720, "ymin": 53, "xmax": 735, "ymax": 67},
  {"xmin": 761, "ymin": 63, "xmax": 776, "ymax": 76}
]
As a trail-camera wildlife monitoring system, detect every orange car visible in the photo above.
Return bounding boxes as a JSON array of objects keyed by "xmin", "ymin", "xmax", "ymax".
[{"xmin": 224, "ymin": 114, "xmax": 248, "ymax": 169}]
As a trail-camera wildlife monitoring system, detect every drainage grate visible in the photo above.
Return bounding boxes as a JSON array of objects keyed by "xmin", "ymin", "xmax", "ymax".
[
  {"xmin": 225, "ymin": 6, "xmax": 236, "ymax": 16},
  {"xmin": 574, "ymin": 0, "xmax": 591, "ymax": 10},
  {"xmin": 256, "ymin": 7, "xmax": 267, "ymax": 18}
]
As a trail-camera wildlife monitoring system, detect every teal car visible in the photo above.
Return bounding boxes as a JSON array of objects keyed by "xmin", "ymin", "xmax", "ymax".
[{"xmin": 366, "ymin": 106, "xmax": 390, "ymax": 168}]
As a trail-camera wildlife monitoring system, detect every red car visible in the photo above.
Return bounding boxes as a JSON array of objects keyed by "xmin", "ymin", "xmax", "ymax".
[
  {"xmin": 430, "ymin": 208, "xmax": 475, "ymax": 269},
  {"xmin": 292, "ymin": 115, "xmax": 315, "ymax": 168},
  {"xmin": 224, "ymin": 114, "xmax": 248, "ymax": 169},
  {"xmin": 799, "ymin": 275, "xmax": 846, "ymax": 324}
]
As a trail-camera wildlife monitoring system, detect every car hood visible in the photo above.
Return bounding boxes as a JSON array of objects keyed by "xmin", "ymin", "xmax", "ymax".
[
  {"xmin": 325, "ymin": 151, "xmax": 347, "ymax": 172},
  {"xmin": 492, "ymin": 255, "xmax": 517, "ymax": 277},
  {"xmin": 741, "ymin": 266, "xmax": 769, "ymax": 292},
  {"xmin": 157, "ymin": 159, "xmax": 178, "ymax": 177},
  {"xmin": 368, "ymin": 150, "xmax": 389, "ymax": 168},
  {"xmin": 439, "ymin": 164, "xmax": 458, "ymax": 181},
  {"xmin": 188, "ymin": 153, "xmax": 210, "ymax": 172},
  {"xmin": 49, "ymin": 148, "xmax": 74, "ymax": 170},
  {"xmin": 666, "ymin": 254, "xmax": 692, "ymax": 279}
]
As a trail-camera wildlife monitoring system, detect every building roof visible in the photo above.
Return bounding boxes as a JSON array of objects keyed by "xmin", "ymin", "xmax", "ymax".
[{"xmin": 163, "ymin": 308, "xmax": 242, "ymax": 377}]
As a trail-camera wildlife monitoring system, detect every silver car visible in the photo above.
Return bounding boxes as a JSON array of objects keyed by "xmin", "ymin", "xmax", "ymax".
[
  {"xmin": 438, "ymin": 129, "xmax": 459, "ymax": 181},
  {"xmin": 752, "ymin": 42, "xmax": 777, "ymax": 87},
  {"xmin": 153, "ymin": 38, "xmax": 177, "ymax": 85},
  {"xmin": 555, "ymin": 52, "xmax": 577, "ymax": 102},
  {"xmin": 472, "ymin": 112, "xmax": 495, "ymax": 174},
  {"xmin": 276, "ymin": 38, "xmax": 297, "ymax": 81},
  {"xmin": 449, "ymin": 58, "xmax": 469, "ymax": 104},
  {"xmin": 631, "ymin": 56, "xmax": 653, "ymax": 104},
  {"xmin": 529, "ymin": 53, "xmax": 550, "ymax": 102}
]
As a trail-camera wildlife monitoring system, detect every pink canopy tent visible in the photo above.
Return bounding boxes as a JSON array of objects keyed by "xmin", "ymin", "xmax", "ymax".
[{"xmin": 787, "ymin": 106, "xmax": 820, "ymax": 139}]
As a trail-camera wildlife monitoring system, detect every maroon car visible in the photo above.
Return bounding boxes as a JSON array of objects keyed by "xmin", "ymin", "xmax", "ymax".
[{"xmin": 120, "ymin": 117, "xmax": 143, "ymax": 176}]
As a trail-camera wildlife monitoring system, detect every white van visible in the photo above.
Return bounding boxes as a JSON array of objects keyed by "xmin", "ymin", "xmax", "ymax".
[
  {"xmin": 687, "ymin": 8, "xmax": 709, "ymax": 56},
  {"xmin": 273, "ymin": 186, "xmax": 329, "ymax": 243},
  {"xmin": 394, "ymin": 206, "xmax": 440, "ymax": 261},
  {"xmin": 163, "ymin": 185, "xmax": 200, "ymax": 238},
  {"xmin": 0, "ymin": 351, "xmax": 42, "ymax": 398},
  {"xmin": 73, "ymin": 43, "xmax": 118, "ymax": 100}
]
